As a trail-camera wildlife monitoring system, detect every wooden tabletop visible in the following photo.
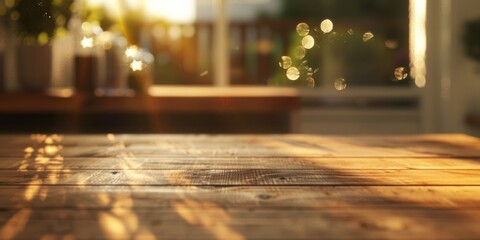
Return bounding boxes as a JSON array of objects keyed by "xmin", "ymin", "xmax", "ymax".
[{"xmin": 1, "ymin": 134, "xmax": 480, "ymax": 239}]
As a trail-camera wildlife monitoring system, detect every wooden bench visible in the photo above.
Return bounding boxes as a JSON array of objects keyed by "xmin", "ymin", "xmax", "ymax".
[{"xmin": 0, "ymin": 86, "xmax": 300, "ymax": 133}]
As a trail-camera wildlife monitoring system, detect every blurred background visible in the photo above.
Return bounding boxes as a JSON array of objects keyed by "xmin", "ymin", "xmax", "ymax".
[{"xmin": 0, "ymin": 0, "xmax": 479, "ymax": 135}]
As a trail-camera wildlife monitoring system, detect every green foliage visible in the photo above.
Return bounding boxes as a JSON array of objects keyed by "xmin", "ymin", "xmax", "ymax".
[
  {"xmin": 273, "ymin": 0, "xmax": 411, "ymax": 87},
  {"xmin": 78, "ymin": 0, "xmax": 161, "ymax": 45},
  {"xmin": 7, "ymin": 0, "xmax": 74, "ymax": 44}
]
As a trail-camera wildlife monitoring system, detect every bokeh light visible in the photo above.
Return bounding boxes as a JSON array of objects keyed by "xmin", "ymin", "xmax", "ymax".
[
  {"xmin": 306, "ymin": 77, "xmax": 315, "ymax": 88},
  {"xmin": 362, "ymin": 32, "xmax": 374, "ymax": 42},
  {"xmin": 334, "ymin": 78, "xmax": 347, "ymax": 91},
  {"xmin": 286, "ymin": 67, "xmax": 300, "ymax": 81},
  {"xmin": 279, "ymin": 56, "xmax": 293, "ymax": 69},
  {"xmin": 81, "ymin": 36, "xmax": 94, "ymax": 48},
  {"xmin": 296, "ymin": 23, "xmax": 310, "ymax": 37},
  {"xmin": 385, "ymin": 40, "xmax": 399, "ymax": 49},
  {"xmin": 294, "ymin": 46, "xmax": 306, "ymax": 59},
  {"xmin": 125, "ymin": 46, "xmax": 140, "ymax": 59},
  {"xmin": 301, "ymin": 35, "xmax": 315, "ymax": 49},
  {"xmin": 130, "ymin": 60, "xmax": 144, "ymax": 72},
  {"xmin": 320, "ymin": 19, "xmax": 333, "ymax": 33},
  {"xmin": 393, "ymin": 67, "xmax": 409, "ymax": 81}
]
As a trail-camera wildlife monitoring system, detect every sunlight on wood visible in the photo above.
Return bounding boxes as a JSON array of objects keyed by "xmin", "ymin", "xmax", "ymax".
[
  {"xmin": 23, "ymin": 177, "xmax": 41, "ymax": 202},
  {"xmin": 44, "ymin": 145, "xmax": 61, "ymax": 156},
  {"xmin": 134, "ymin": 228, "xmax": 156, "ymax": 240},
  {"xmin": 1, "ymin": 134, "xmax": 480, "ymax": 238},
  {"xmin": 0, "ymin": 209, "xmax": 31, "ymax": 240},
  {"xmin": 107, "ymin": 133, "xmax": 116, "ymax": 142},
  {"xmin": 17, "ymin": 159, "xmax": 29, "ymax": 172},
  {"xmin": 40, "ymin": 234, "xmax": 76, "ymax": 240},
  {"xmin": 99, "ymin": 212, "xmax": 129, "ymax": 239},
  {"xmin": 1, "ymin": 134, "xmax": 71, "ymax": 239},
  {"xmin": 174, "ymin": 200, "xmax": 245, "ymax": 240},
  {"xmin": 96, "ymin": 134, "xmax": 155, "ymax": 239},
  {"xmin": 97, "ymin": 193, "xmax": 112, "ymax": 206}
]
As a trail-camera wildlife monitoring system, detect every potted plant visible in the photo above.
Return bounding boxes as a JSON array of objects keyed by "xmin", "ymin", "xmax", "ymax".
[{"xmin": 5, "ymin": 0, "xmax": 74, "ymax": 92}]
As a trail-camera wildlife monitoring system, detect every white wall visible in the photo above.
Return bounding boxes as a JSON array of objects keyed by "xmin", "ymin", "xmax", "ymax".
[
  {"xmin": 424, "ymin": 0, "xmax": 480, "ymax": 136},
  {"xmin": 450, "ymin": 0, "xmax": 480, "ymax": 136}
]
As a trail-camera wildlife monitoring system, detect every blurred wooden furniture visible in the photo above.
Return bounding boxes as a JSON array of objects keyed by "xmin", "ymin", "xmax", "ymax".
[
  {"xmin": 0, "ymin": 86, "xmax": 300, "ymax": 133},
  {"xmin": 0, "ymin": 134, "xmax": 479, "ymax": 239},
  {"xmin": 466, "ymin": 112, "xmax": 480, "ymax": 129}
]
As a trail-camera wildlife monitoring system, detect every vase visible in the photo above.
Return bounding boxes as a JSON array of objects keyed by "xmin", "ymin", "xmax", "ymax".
[
  {"xmin": 16, "ymin": 44, "xmax": 52, "ymax": 92},
  {"xmin": 75, "ymin": 55, "xmax": 98, "ymax": 93}
]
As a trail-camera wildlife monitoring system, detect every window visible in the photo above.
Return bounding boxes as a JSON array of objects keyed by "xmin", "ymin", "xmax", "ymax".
[
  {"xmin": 147, "ymin": 0, "xmax": 413, "ymax": 89},
  {"xmin": 0, "ymin": 0, "xmax": 415, "ymax": 91},
  {"xmin": 225, "ymin": 0, "xmax": 412, "ymax": 89}
]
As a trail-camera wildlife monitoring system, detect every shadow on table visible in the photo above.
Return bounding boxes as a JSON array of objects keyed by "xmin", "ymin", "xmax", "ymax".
[{"xmin": 1, "ymin": 134, "xmax": 480, "ymax": 239}]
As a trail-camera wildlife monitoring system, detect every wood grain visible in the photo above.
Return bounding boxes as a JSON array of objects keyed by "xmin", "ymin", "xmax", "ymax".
[
  {"xmin": 1, "ymin": 169, "xmax": 479, "ymax": 186},
  {"xmin": 1, "ymin": 157, "xmax": 480, "ymax": 170},
  {"xmin": 1, "ymin": 186, "xmax": 480, "ymax": 209},
  {"xmin": 1, "ymin": 134, "xmax": 479, "ymax": 158},
  {"xmin": 0, "ymin": 208, "xmax": 479, "ymax": 239},
  {"xmin": 0, "ymin": 134, "xmax": 479, "ymax": 239}
]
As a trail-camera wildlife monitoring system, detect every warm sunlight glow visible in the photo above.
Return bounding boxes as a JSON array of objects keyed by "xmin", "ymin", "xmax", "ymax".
[
  {"xmin": 174, "ymin": 200, "xmax": 245, "ymax": 240},
  {"xmin": 0, "ymin": 209, "xmax": 32, "ymax": 240},
  {"xmin": 24, "ymin": 178, "xmax": 42, "ymax": 201},
  {"xmin": 145, "ymin": 0, "xmax": 196, "ymax": 23},
  {"xmin": 130, "ymin": 60, "xmax": 144, "ymax": 72},
  {"xmin": 24, "ymin": 147, "xmax": 34, "ymax": 153},
  {"xmin": 1, "ymin": 135, "xmax": 69, "ymax": 239},
  {"xmin": 44, "ymin": 145, "xmax": 61, "ymax": 156},
  {"xmin": 125, "ymin": 45, "xmax": 139, "ymax": 58},
  {"xmin": 86, "ymin": 0, "xmax": 103, "ymax": 8},
  {"xmin": 99, "ymin": 212, "xmax": 129, "ymax": 238},
  {"xmin": 410, "ymin": 0, "xmax": 427, "ymax": 88},
  {"xmin": 86, "ymin": 0, "xmax": 196, "ymax": 23},
  {"xmin": 81, "ymin": 36, "xmax": 94, "ymax": 48}
]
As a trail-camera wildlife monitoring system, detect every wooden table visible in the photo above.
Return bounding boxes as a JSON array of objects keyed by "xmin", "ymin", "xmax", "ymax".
[
  {"xmin": 0, "ymin": 87, "xmax": 300, "ymax": 133},
  {"xmin": 1, "ymin": 134, "xmax": 480, "ymax": 239}
]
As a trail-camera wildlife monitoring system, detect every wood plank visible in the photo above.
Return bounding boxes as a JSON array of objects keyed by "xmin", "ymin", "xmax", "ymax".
[
  {"xmin": 1, "ymin": 133, "xmax": 479, "ymax": 240},
  {"xmin": 0, "ymin": 208, "xmax": 479, "ymax": 239},
  {"xmin": 1, "ymin": 186, "xmax": 480, "ymax": 210},
  {"xmin": 2, "ymin": 133, "xmax": 477, "ymax": 145},
  {"xmin": 1, "ymin": 169, "xmax": 480, "ymax": 186},
  {"xmin": 1, "ymin": 134, "xmax": 479, "ymax": 158},
  {"xmin": 2, "ymin": 157, "xmax": 480, "ymax": 170}
]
